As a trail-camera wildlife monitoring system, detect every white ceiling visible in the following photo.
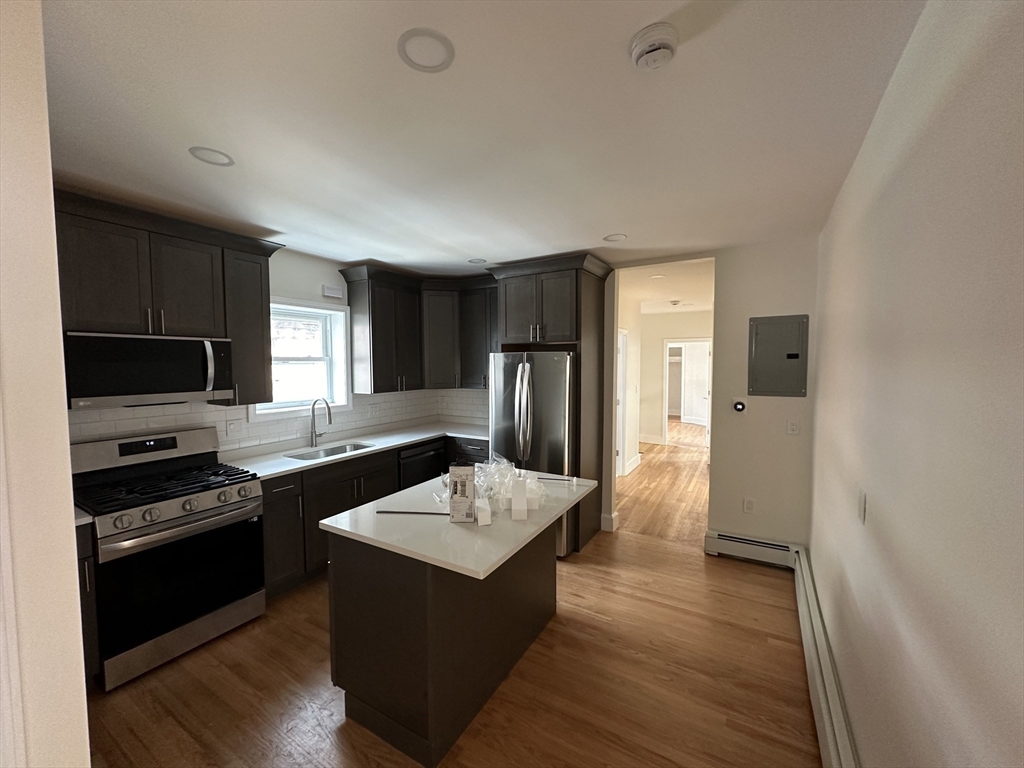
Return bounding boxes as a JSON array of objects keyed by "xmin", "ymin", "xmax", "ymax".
[
  {"xmin": 41, "ymin": 0, "xmax": 924, "ymax": 275},
  {"xmin": 619, "ymin": 257, "xmax": 715, "ymax": 313}
]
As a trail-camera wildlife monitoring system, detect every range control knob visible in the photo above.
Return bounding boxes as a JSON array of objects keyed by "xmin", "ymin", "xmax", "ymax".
[
  {"xmin": 237, "ymin": 485, "xmax": 252, "ymax": 499},
  {"xmin": 217, "ymin": 489, "xmax": 233, "ymax": 504},
  {"xmin": 142, "ymin": 507, "xmax": 161, "ymax": 523},
  {"xmin": 182, "ymin": 498, "xmax": 199, "ymax": 513},
  {"xmin": 113, "ymin": 514, "xmax": 133, "ymax": 530}
]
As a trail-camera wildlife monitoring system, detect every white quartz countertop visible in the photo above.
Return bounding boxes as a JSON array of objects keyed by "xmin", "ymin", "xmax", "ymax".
[
  {"xmin": 231, "ymin": 421, "xmax": 488, "ymax": 480},
  {"xmin": 319, "ymin": 473, "xmax": 598, "ymax": 579}
]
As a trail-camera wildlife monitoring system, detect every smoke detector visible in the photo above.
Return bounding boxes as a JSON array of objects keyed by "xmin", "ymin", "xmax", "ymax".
[{"xmin": 630, "ymin": 23, "xmax": 678, "ymax": 70}]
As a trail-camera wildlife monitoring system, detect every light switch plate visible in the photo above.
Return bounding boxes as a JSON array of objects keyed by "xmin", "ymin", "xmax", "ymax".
[
  {"xmin": 742, "ymin": 497, "xmax": 755, "ymax": 515},
  {"xmin": 226, "ymin": 419, "xmax": 243, "ymax": 437}
]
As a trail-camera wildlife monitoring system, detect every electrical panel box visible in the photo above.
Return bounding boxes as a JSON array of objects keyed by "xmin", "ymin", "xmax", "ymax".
[{"xmin": 748, "ymin": 314, "xmax": 809, "ymax": 397}]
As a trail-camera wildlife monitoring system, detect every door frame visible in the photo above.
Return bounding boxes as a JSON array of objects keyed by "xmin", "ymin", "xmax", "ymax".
[
  {"xmin": 662, "ymin": 338, "xmax": 712, "ymax": 446},
  {"xmin": 616, "ymin": 328, "xmax": 629, "ymax": 476}
]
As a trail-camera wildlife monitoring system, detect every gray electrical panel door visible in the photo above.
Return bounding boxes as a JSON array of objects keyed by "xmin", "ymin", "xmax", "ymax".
[{"xmin": 748, "ymin": 314, "xmax": 809, "ymax": 396}]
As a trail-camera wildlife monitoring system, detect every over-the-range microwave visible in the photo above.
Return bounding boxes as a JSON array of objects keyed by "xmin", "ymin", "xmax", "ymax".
[{"xmin": 64, "ymin": 332, "xmax": 233, "ymax": 410}]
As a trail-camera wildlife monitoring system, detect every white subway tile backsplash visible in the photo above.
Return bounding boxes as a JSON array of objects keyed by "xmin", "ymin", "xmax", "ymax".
[{"xmin": 67, "ymin": 387, "xmax": 489, "ymax": 450}]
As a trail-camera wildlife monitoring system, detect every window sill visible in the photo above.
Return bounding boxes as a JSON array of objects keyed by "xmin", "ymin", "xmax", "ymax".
[{"xmin": 248, "ymin": 401, "xmax": 353, "ymax": 423}]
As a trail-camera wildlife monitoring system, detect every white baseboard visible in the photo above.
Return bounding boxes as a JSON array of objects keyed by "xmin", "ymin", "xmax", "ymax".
[
  {"xmin": 703, "ymin": 530, "xmax": 858, "ymax": 768},
  {"xmin": 601, "ymin": 509, "xmax": 619, "ymax": 532},
  {"xmin": 639, "ymin": 433, "xmax": 665, "ymax": 445},
  {"xmin": 623, "ymin": 453, "xmax": 641, "ymax": 474}
]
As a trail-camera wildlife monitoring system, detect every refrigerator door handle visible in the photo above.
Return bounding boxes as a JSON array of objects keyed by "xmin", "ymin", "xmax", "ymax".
[
  {"xmin": 514, "ymin": 362, "xmax": 524, "ymax": 460},
  {"xmin": 523, "ymin": 362, "xmax": 533, "ymax": 461}
]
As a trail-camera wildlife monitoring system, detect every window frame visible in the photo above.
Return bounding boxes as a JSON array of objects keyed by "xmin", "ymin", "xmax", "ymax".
[{"xmin": 248, "ymin": 298, "xmax": 352, "ymax": 422}]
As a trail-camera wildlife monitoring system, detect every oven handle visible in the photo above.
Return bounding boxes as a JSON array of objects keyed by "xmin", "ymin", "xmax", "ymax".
[{"xmin": 97, "ymin": 499, "xmax": 263, "ymax": 563}]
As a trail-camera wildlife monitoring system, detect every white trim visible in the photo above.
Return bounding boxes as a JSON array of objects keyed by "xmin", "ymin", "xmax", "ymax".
[
  {"xmin": 703, "ymin": 529, "xmax": 859, "ymax": 768},
  {"xmin": 600, "ymin": 509, "xmax": 619, "ymax": 532},
  {"xmin": 624, "ymin": 453, "xmax": 642, "ymax": 474},
  {"xmin": 615, "ymin": 328, "xmax": 628, "ymax": 477},
  {"xmin": 639, "ymin": 433, "xmax": 665, "ymax": 445}
]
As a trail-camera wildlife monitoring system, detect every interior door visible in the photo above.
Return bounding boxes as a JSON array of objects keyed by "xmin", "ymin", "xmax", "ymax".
[
  {"xmin": 682, "ymin": 342, "xmax": 711, "ymax": 425},
  {"xmin": 149, "ymin": 234, "xmax": 225, "ymax": 337}
]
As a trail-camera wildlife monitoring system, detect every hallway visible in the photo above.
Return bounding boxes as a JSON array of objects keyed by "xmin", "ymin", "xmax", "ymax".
[{"xmin": 615, "ymin": 421, "xmax": 710, "ymax": 545}]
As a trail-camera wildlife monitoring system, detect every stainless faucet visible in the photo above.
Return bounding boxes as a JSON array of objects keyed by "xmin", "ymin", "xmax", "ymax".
[{"xmin": 309, "ymin": 398, "xmax": 333, "ymax": 447}]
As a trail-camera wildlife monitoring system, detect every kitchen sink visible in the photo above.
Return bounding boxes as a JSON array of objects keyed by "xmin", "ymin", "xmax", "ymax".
[{"xmin": 285, "ymin": 443, "xmax": 374, "ymax": 461}]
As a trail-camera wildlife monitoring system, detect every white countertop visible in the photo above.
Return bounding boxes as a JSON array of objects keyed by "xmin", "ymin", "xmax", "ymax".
[
  {"xmin": 319, "ymin": 473, "xmax": 598, "ymax": 579},
  {"xmin": 232, "ymin": 421, "xmax": 488, "ymax": 480}
]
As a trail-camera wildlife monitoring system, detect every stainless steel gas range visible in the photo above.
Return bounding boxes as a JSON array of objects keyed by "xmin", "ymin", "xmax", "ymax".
[{"xmin": 71, "ymin": 426, "xmax": 264, "ymax": 690}]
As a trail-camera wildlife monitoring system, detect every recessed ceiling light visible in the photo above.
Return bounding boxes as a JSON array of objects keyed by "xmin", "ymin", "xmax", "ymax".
[
  {"xmin": 603, "ymin": 233, "xmax": 627, "ymax": 242},
  {"xmin": 398, "ymin": 28, "xmax": 454, "ymax": 73},
  {"xmin": 468, "ymin": 258, "xmax": 487, "ymax": 264},
  {"xmin": 189, "ymin": 146, "xmax": 234, "ymax": 166},
  {"xmin": 649, "ymin": 274, "xmax": 666, "ymax": 279}
]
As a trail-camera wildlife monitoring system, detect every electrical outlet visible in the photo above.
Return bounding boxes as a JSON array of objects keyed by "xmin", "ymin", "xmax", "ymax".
[
  {"xmin": 370, "ymin": 404, "xmax": 381, "ymax": 416},
  {"xmin": 742, "ymin": 497, "xmax": 755, "ymax": 515},
  {"xmin": 858, "ymin": 490, "xmax": 868, "ymax": 525},
  {"xmin": 440, "ymin": 398, "xmax": 448, "ymax": 408},
  {"xmin": 787, "ymin": 418, "xmax": 800, "ymax": 435},
  {"xmin": 226, "ymin": 419, "xmax": 243, "ymax": 437}
]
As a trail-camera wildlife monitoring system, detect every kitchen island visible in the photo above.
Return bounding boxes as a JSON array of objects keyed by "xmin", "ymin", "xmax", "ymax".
[{"xmin": 319, "ymin": 473, "xmax": 598, "ymax": 767}]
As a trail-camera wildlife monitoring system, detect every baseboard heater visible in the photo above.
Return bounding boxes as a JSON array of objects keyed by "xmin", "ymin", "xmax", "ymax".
[{"xmin": 704, "ymin": 529, "xmax": 859, "ymax": 768}]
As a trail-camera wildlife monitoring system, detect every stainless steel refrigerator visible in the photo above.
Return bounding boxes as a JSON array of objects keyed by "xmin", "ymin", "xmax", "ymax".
[{"xmin": 489, "ymin": 351, "xmax": 576, "ymax": 555}]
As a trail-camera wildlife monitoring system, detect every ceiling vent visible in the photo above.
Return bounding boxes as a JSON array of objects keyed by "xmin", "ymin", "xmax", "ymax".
[{"xmin": 630, "ymin": 22, "xmax": 678, "ymax": 70}]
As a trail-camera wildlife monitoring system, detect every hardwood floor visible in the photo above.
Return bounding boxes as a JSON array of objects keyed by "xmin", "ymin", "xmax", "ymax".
[
  {"xmin": 88, "ymin": 534, "xmax": 819, "ymax": 767},
  {"xmin": 616, "ymin": 426, "xmax": 710, "ymax": 545}
]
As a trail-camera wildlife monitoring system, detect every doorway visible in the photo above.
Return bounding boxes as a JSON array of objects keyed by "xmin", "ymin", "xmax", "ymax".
[{"xmin": 665, "ymin": 340, "xmax": 711, "ymax": 449}]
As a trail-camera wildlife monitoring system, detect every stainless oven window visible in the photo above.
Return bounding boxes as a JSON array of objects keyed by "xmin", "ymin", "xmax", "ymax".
[{"xmin": 94, "ymin": 510, "xmax": 264, "ymax": 660}]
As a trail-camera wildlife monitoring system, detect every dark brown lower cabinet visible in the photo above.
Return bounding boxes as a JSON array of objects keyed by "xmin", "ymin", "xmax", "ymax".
[
  {"xmin": 263, "ymin": 495, "xmax": 306, "ymax": 597},
  {"xmin": 302, "ymin": 451, "xmax": 399, "ymax": 573},
  {"xmin": 78, "ymin": 555, "xmax": 100, "ymax": 691}
]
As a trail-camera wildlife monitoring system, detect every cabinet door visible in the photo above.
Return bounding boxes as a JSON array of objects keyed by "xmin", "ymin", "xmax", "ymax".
[
  {"xmin": 150, "ymin": 234, "xmax": 225, "ymax": 337},
  {"xmin": 358, "ymin": 464, "xmax": 399, "ymax": 505},
  {"xmin": 370, "ymin": 281, "xmax": 398, "ymax": 393},
  {"xmin": 263, "ymin": 496, "xmax": 306, "ymax": 596},
  {"xmin": 423, "ymin": 290, "xmax": 460, "ymax": 389},
  {"xmin": 538, "ymin": 270, "xmax": 577, "ymax": 342},
  {"xmin": 78, "ymin": 557, "xmax": 100, "ymax": 690},
  {"xmin": 459, "ymin": 289, "xmax": 488, "ymax": 389},
  {"xmin": 56, "ymin": 213, "xmax": 152, "ymax": 334},
  {"xmin": 396, "ymin": 287, "xmax": 423, "ymax": 390},
  {"xmin": 486, "ymin": 287, "xmax": 500, "ymax": 355},
  {"xmin": 303, "ymin": 480, "xmax": 358, "ymax": 573},
  {"xmin": 222, "ymin": 251, "xmax": 272, "ymax": 405},
  {"xmin": 499, "ymin": 274, "xmax": 538, "ymax": 344}
]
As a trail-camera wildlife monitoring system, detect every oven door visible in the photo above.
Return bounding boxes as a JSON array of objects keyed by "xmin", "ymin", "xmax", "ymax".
[{"xmin": 94, "ymin": 499, "xmax": 264, "ymax": 689}]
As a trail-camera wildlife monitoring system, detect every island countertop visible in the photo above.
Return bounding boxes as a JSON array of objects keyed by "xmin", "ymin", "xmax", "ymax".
[{"xmin": 319, "ymin": 472, "xmax": 598, "ymax": 579}]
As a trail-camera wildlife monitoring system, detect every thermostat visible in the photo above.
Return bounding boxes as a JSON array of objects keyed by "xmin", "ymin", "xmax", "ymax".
[{"xmin": 733, "ymin": 399, "xmax": 746, "ymax": 413}]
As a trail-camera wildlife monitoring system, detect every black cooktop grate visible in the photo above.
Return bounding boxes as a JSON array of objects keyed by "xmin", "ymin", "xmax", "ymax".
[{"xmin": 75, "ymin": 463, "xmax": 256, "ymax": 515}]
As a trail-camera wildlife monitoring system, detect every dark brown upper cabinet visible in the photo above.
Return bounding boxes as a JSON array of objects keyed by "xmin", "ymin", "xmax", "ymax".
[
  {"xmin": 422, "ymin": 290, "xmax": 460, "ymax": 389},
  {"xmin": 459, "ymin": 287, "xmax": 498, "ymax": 388},
  {"xmin": 222, "ymin": 250, "xmax": 272, "ymax": 405},
  {"xmin": 149, "ymin": 234, "xmax": 225, "ymax": 338},
  {"xmin": 490, "ymin": 254, "xmax": 611, "ymax": 346},
  {"xmin": 56, "ymin": 213, "xmax": 153, "ymax": 334},
  {"xmin": 345, "ymin": 266, "xmax": 423, "ymax": 394},
  {"xmin": 497, "ymin": 270, "xmax": 575, "ymax": 343}
]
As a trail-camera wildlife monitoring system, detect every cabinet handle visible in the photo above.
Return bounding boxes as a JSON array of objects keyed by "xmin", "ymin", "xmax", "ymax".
[
  {"xmin": 271, "ymin": 484, "xmax": 295, "ymax": 493},
  {"xmin": 84, "ymin": 560, "xmax": 91, "ymax": 593},
  {"xmin": 530, "ymin": 324, "xmax": 535, "ymax": 342},
  {"xmin": 147, "ymin": 308, "xmax": 153, "ymax": 334},
  {"xmin": 360, "ymin": 477, "xmax": 365, "ymax": 496},
  {"xmin": 233, "ymin": 384, "xmax": 240, "ymax": 405},
  {"xmin": 538, "ymin": 324, "xmax": 544, "ymax": 341},
  {"xmin": 482, "ymin": 374, "xmax": 487, "ymax": 387},
  {"xmin": 298, "ymin": 497, "xmax": 303, "ymax": 520},
  {"xmin": 160, "ymin": 309, "xmax": 166, "ymax": 335}
]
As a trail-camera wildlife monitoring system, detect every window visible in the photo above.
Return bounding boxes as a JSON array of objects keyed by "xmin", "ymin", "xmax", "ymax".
[{"xmin": 253, "ymin": 302, "xmax": 350, "ymax": 416}]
